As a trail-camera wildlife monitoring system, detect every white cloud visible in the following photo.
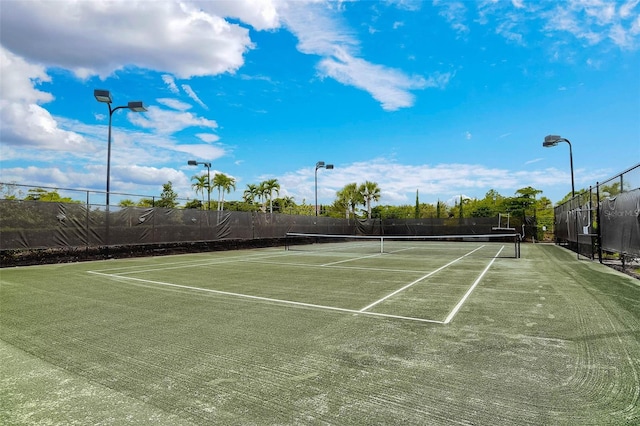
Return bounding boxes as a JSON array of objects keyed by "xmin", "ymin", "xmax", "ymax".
[
  {"xmin": 157, "ymin": 98, "xmax": 193, "ymax": 111},
  {"xmin": 128, "ymin": 107, "xmax": 218, "ymax": 134},
  {"xmin": 0, "ymin": 47, "xmax": 52, "ymax": 104},
  {"xmin": 181, "ymin": 84, "xmax": 208, "ymax": 109},
  {"xmin": 278, "ymin": 158, "xmax": 569, "ymax": 205},
  {"xmin": 433, "ymin": 0, "xmax": 469, "ymax": 35},
  {"xmin": 542, "ymin": 1, "xmax": 639, "ymax": 49},
  {"xmin": 317, "ymin": 49, "xmax": 429, "ymax": 111},
  {"xmin": 0, "ymin": 47, "xmax": 89, "ymax": 152},
  {"xmin": 0, "ymin": 1, "xmax": 254, "ymax": 79},
  {"xmin": 196, "ymin": 133, "xmax": 221, "ymax": 143},
  {"xmin": 162, "ymin": 75, "xmax": 180, "ymax": 94},
  {"xmin": 620, "ymin": 0, "xmax": 640, "ymax": 19},
  {"xmin": 281, "ymin": 1, "xmax": 441, "ymax": 110},
  {"xmin": 199, "ymin": 0, "xmax": 281, "ymax": 31}
]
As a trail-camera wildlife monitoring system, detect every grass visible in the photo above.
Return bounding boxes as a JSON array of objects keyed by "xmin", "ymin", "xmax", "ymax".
[{"xmin": 1, "ymin": 243, "xmax": 639, "ymax": 425}]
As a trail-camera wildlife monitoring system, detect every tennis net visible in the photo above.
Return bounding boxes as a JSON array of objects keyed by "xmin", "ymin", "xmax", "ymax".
[{"xmin": 285, "ymin": 232, "xmax": 521, "ymax": 258}]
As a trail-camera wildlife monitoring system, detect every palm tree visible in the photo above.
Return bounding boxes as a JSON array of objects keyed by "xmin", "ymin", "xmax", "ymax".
[
  {"xmin": 359, "ymin": 181, "xmax": 381, "ymax": 219},
  {"xmin": 243, "ymin": 183, "xmax": 260, "ymax": 210},
  {"xmin": 261, "ymin": 179, "xmax": 280, "ymax": 214},
  {"xmin": 191, "ymin": 174, "xmax": 209, "ymax": 210},
  {"xmin": 212, "ymin": 173, "xmax": 236, "ymax": 211},
  {"xmin": 337, "ymin": 183, "xmax": 362, "ymax": 219}
]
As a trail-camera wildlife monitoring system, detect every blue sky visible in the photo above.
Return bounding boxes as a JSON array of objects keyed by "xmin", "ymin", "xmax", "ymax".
[{"xmin": 1, "ymin": 0, "xmax": 639, "ymax": 207}]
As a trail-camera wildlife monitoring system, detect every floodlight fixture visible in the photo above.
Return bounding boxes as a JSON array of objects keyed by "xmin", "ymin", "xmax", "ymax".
[
  {"xmin": 127, "ymin": 101, "xmax": 147, "ymax": 112},
  {"xmin": 94, "ymin": 89, "xmax": 112, "ymax": 104},
  {"xmin": 543, "ymin": 135, "xmax": 563, "ymax": 147},
  {"xmin": 94, "ymin": 89, "xmax": 147, "ymax": 207},
  {"xmin": 542, "ymin": 134, "xmax": 575, "ymax": 197},
  {"xmin": 315, "ymin": 160, "xmax": 334, "ymax": 216}
]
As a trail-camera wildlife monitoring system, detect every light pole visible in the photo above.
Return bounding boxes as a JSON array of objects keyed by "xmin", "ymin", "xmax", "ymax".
[
  {"xmin": 188, "ymin": 160, "xmax": 212, "ymax": 209},
  {"xmin": 94, "ymin": 89, "xmax": 147, "ymax": 206},
  {"xmin": 315, "ymin": 161, "xmax": 334, "ymax": 216},
  {"xmin": 543, "ymin": 135, "xmax": 575, "ymax": 197}
]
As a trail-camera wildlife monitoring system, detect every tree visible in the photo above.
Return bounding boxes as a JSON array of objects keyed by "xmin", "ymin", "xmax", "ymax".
[
  {"xmin": 514, "ymin": 186, "xmax": 542, "ymax": 217},
  {"xmin": 184, "ymin": 199, "xmax": 202, "ymax": 209},
  {"xmin": 359, "ymin": 181, "xmax": 381, "ymax": 219},
  {"xmin": 191, "ymin": 174, "xmax": 209, "ymax": 210},
  {"xmin": 274, "ymin": 196, "xmax": 295, "ymax": 214},
  {"xmin": 243, "ymin": 184, "xmax": 260, "ymax": 211},
  {"xmin": 157, "ymin": 181, "xmax": 178, "ymax": 208},
  {"xmin": 213, "ymin": 173, "xmax": 236, "ymax": 211},
  {"xmin": 261, "ymin": 179, "xmax": 280, "ymax": 214},
  {"xmin": 337, "ymin": 183, "xmax": 362, "ymax": 219},
  {"xmin": 414, "ymin": 190, "xmax": 420, "ymax": 219},
  {"xmin": 24, "ymin": 188, "xmax": 76, "ymax": 203}
]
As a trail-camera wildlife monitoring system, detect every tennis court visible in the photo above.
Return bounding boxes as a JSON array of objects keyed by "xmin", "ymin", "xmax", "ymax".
[{"xmin": 2, "ymin": 241, "xmax": 639, "ymax": 424}]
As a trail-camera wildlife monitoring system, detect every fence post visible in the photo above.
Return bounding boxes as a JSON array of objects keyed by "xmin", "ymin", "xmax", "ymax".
[{"xmin": 596, "ymin": 183, "xmax": 602, "ymax": 263}]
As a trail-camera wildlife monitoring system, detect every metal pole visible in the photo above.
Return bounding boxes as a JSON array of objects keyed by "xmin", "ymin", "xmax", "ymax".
[
  {"xmin": 315, "ymin": 166, "xmax": 318, "ymax": 216},
  {"xmin": 565, "ymin": 139, "xmax": 575, "ymax": 197},
  {"xmin": 106, "ymin": 105, "xmax": 114, "ymax": 207},
  {"xmin": 207, "ymin": 165, "xmax": 210, "ymax": 210},
  {"xmin": 596, "ymin": 182, "xmax": 602, "ymax": 263}
]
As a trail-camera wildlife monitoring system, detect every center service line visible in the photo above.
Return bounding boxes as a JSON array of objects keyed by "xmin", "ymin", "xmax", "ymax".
[
  {"xmin": 443, "ymin": 245, "xmax": 505, "ymax": 324},
  {"xmin": 358, "ymin": 245, "xmax": 485, "ymax": 313}
]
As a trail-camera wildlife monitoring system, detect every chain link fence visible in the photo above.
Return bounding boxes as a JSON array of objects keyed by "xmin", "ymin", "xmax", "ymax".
[{"xmin": 553, "ymin": 163, "xmax": 640, "ymax": 262}]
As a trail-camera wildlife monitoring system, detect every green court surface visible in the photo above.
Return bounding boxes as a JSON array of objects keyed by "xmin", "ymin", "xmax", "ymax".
[{"xmin": 1, "ymin": 243, "xmax": 638, "ymax": 425}]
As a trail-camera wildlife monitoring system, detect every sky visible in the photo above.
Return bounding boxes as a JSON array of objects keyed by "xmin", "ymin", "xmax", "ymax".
[{"xmin": 1, "ymin": 0, "xmax": 639, "ymax": 208}]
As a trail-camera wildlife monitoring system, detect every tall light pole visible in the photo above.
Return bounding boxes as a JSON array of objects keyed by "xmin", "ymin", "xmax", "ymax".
[
  {"xmin": 543, "ymin": 135, "xmax": 575, "ymax": 197},
  {"xmin": 188, "ymin": 160, "xmax": 212, "ymax": 209},
  {"xmin": 315, "ymin": 161, "xmax": 334, "ymax": 216},
  {"xmin": 94, "ymin": 89, "xmax": 147, "ymax": 206}
]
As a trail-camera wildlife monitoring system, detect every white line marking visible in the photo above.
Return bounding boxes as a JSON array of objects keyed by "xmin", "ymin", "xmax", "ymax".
[
  {"xmin": 358, "ymin": 245, "xmax": 485, "ymax": 313},
  {"xmin": 87, "ymin": 271, "xmax": 442, "ymax": 324},
  {"xmin": 89, "ymin": 251, "xmax": 292, "ymax": 276},
  {"xmin": 443, "ymin": 245, "xmax": 505, "ymax": 324},
  {"xmin": 321, "ymin": 252, "xmax": 383, "ymax": 267},
  {"xmin": 243, "ymin": 259, "xmax": 427, "ymax": 274}
]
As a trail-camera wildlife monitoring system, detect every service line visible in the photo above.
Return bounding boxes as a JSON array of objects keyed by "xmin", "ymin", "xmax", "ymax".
[{"xmin": 87, "ymin": 271, "xmax": 443, "ymax": 324}]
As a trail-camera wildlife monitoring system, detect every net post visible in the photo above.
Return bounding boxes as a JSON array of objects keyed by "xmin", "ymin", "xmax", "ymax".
[{"xmin": 380, "ymin": 236, "xmax": 384, "ymax": 254}]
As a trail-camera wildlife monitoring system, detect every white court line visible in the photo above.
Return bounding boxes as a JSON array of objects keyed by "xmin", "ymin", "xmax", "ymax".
[
  {"xmin": 87, "ymin": 271, "xmax": 442, "ymax": 324},
  {"xmin": 321, "ymin": 252, "xmax": 384, "ymax": 267},
  {"xmin": 358, "ymin": 245, "xmax": 485, "ymax": 313},
  {"xmin": 90, "ymin": 250, "xmax": 283, "ymax": 273},
  {"xmin": 443, "ymin": 245, "xmax": 505, "ymax": 324},
  {"xmin": 90, "ymin": 250, "xmax": 293, "ymax": 276},
  {"xmin": 243, "ymin": 259, "xmax": 427, "ymax": 274}
]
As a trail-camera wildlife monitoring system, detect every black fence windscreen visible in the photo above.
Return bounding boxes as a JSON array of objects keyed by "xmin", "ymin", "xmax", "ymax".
[
  {"xmin": 553, "ymin": 163, "xmax": 640, "ymax": 259},
  {"xmin": 1, "ymin": 200, "xmax": 523, "ymax": 254}
]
